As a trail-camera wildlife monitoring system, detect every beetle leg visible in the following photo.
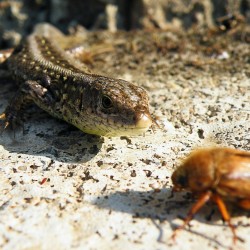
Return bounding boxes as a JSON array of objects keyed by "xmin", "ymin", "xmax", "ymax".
[
  {"xmin": 171, "ymin": 191, "xmax": 212, "ymax": 240},
  {"xmin": 212, "ymin": 193, "xmax": 237, "ymax": 244}
]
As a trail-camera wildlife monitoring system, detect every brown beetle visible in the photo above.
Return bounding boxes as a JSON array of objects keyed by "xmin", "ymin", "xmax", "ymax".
[{"xmin": 171, "ymin": 147, "xmax": 250, "ymax": 244}]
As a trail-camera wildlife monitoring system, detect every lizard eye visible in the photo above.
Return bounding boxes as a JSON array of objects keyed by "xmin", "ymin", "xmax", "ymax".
[{"xmin": 101, "ymin": 95, "xmax": 113, "ymax": 109}]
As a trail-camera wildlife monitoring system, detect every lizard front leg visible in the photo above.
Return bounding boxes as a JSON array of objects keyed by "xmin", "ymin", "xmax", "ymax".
[{"xmin": 0, "ymin": 80, "xmax": 54, "ymax": 132}]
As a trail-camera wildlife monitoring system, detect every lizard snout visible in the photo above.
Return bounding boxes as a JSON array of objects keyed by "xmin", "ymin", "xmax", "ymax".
[{"xmin": 134, "ymin": 112, "xmax": 152, "ymax": 129}]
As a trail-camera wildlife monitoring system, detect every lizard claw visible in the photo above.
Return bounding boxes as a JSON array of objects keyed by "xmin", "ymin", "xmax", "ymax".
[
  {"xmin": 0, "ymin": 112, "xmax": 9, "ymax": 134},
  {"xmin": 0, "ymin": 112, "xmax": 6, "ymax": 119},
  {"xmin": 0, "ymin": 113, "xmax": 9, "ymax": 129},
  {"xmin": 4, "ymin": 121, "xmax": 10, "ymax": 130},
  {"xmin": 0, "ymin": 111, "xmax": 22, "ymax": 136}
]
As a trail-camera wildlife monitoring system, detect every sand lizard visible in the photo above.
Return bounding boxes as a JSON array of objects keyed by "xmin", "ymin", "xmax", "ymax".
[{"xmin": 0, "ymin": 24, "xmax": 152, "ymax": 137}]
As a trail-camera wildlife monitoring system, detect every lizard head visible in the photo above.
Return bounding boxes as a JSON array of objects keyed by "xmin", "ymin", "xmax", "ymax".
[{"xmin": 72, "ymin": 76, "xmax": 152, "ymax": 136}]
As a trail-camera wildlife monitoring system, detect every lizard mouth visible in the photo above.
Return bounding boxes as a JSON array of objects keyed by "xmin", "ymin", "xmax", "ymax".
[
  {"xmin": 105, "ymin": 112, "xmax": 153, "ymax": 136},
  {"xmin": 101, "ymin": 112, "xmax": 152, "ymax": 137},
  {"xmin": 135, "ymin": 112, "xmax": 152, "ymax": 129}
]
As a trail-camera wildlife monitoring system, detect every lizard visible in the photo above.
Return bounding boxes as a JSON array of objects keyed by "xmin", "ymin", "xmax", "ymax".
[{"xmin": 0, "ymin": 24, "xmax": 152, "ymax": 137}]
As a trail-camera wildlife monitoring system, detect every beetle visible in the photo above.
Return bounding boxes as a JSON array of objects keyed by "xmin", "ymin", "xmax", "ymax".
[{"xmin": 171, "ymin": 147, "xmax": 250, "ymax": 244}]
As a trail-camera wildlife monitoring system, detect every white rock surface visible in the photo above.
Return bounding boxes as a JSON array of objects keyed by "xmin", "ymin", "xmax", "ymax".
[{"xmin": 0, "ymin": 29, "xmax": 250, "ymax": 250}]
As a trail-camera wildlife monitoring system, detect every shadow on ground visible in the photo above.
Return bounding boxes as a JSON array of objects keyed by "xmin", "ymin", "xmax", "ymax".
[
  {"xmin": 0, "ymin": 77, "xmax": 103, "ymax": 163},
  {"xmin": 93, "ymin": 188, "xmax": 250, "ymax": 247},
  {"xmin": 0, "ymin": 110, "xmax": 104, "ymax": 163}
]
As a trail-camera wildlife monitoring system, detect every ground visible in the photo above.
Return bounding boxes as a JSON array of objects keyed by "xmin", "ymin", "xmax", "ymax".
[{"xmin": 0, "ymin": 23, "xmax": 250, "ymax": 250}]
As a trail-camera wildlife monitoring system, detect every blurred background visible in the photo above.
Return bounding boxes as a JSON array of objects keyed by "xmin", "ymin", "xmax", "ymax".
[{"xmin": 0, "ymin": 0, "xmax": 249, "ymax": 47}]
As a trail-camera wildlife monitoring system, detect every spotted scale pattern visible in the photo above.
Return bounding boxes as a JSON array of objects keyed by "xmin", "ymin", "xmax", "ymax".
[{"xmin": 2, "ymin": 32, "xmax": 152, "ymax": 136}]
